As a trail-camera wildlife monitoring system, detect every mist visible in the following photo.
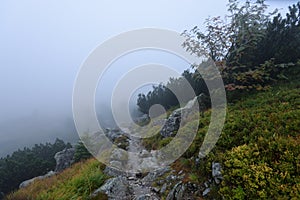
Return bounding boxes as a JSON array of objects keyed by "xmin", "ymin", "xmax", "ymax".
[{"xmin": 0, "ymin": 0, "xmax": 295, "ymax": 157}]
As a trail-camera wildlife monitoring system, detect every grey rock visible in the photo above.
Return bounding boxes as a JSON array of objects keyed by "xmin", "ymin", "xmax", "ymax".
[
  {"xmin": 176, "ymin": 184, "xmax": 185, "ymax": 199},
  {"xmin": 143, "ymin": 167, "xmax": 170, "ymax": 183},
  {"xmin": 92, "ymin": 176, "xmax": 132, "ymax": 199},
  {"xmin": 110, "ymin": 148, "xmax": 128, "ymax": 161},
  {"xmin": 104, "ymin": 166, "xmax": 126, "ymax": 177},
  {"xmin": 212, "ymin": 162, "xmax": 223, "ymax": 184},
  {"xmin": 135, "ymin": 194, "xmax": 151, "ymax": 200},
  {"xmin": 54, "ymin": 148, "xmax": 75, "ymax": 172},
  {"xmin": 160, "ymin": 183, "xmax": 167, "ymax": 194},
  {"xmin": 166, "ymin": 181, "xmax": 184, "ymax": 200},
  {"xmin": 165, "ymin": 180, "xmax": 201, "ymax": 200},
  {"xmin": 109, "ymin": 160, "xmax": 123, "ymax": 169},
  {"xmin": 166, "ymin": 174, "xmax": 179, "ymax": 182},
  {"xmin": 140, "ymin": 149, "xmax": 151, "ymax": 158},
  {"xmin": 139, "ymin": 157, "xmax": 160, "ymax": 172},
  {"xmin": 135, "ymin": 194, "xmax": 159, "ymax": 200},
  {"xmin": 160, "ymin": 94, "xmax": 208, "ymax": 138},
  {"xmin": 202, "ymin": 187, "xmax": 211, "ymax": 196},
  {"xmin": 186, "ymin": 182, "xmax": 199, "ymax": 192},
  {"xmin": 19, "ymin": 178, "xmax": 35, "ymax": 189},
  {"xmin": 104, "ymin": 128, "xmax": 123, "ymax": 142},
  {"xmin": 151, "ymin": 187, "xmax": 160, "ymax": 193},
  {"xmin": 160, "ymin": 109, "xmax": 181, "ymax": 137},
  {"xmin": 128, "ymin": 176, "xmax": 136, "ymax": 181},
  {"xmin": 204, "ymin": 181, "xmax": 209, "ymax": 188},
  {"xmin": 19, "ymin": 171, "xmax": 56, "ymax": 188},
  {"xmin": 195, "ymin": 158, "xmax": 200, "ymax": 166}
]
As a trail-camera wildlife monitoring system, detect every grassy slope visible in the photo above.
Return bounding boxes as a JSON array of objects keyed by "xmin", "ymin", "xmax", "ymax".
[
  {"xmin": 6, "ymin": 159, "xmax": 108, "ymax": 200},
  {"xmin": 170, "ymin": 78, "xmax": 300, "ymax": 199},
  {"xmin": 142, "ymin": 76, "xmax": 299, "ymax": 199},
  {"xmin": 7, "ymin": 76, "xmax": 299, "ymax": 200}
]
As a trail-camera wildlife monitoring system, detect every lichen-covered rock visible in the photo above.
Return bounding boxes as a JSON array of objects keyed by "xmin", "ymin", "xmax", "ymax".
[
  {"xmin": 54, "ymin": 148, "xmax": 75, "ymax": 172},
  {"xmin": 212, "ymin": 162, "xmax": 223, "ymax": 184},
  {"xmin": 19, "ymin": 171, "xmax": 56, "ymax": 188},
  {"xmin": 166, "ymin": 181, "xmax": 184, "ymax": 200},
  {"xmin": 142, "ymin": 167, "xmax": 170, "ymax": 183},
  {"xmin": 160, "ymin": 94, "xmax": 209, "ymax": 138},
  {"xmin": 92, "ymin": 176, "xmax": 132, "ymax": 199},
  {"xmin": 104, "ymin": 166, "xmax": 126, "ymax": 177},
  {"xmin": 135, "ymin": 194, "xmax": 160, "ymax": 200},
  {"xmin": 104, "ymin": 128, "xmax": 125, "ymax": 142},
  {"xmin": 160, "ymin": 110, "xmax": 181, "ymax": 137},
  {"xmin": 202, "ymin": 187, "xmax": 211, "ymax": 196}
]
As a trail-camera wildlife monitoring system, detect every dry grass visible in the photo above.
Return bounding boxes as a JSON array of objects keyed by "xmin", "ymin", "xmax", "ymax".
[{"xmin": 6, "ymin": 158, "xmax": 108, "ymax": 200}]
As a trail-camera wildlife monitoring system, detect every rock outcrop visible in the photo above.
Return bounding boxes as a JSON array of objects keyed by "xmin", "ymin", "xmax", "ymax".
[
  {"xmin": 91, "ymin": 176, "xmax": 132, "ymax": 199},
  {"xmin": 18, "ymin": 148, "xmax": 75, "ymax": 189},
  {"xmin": 160, "ymin": 93, "xmax": 209, "ymax": 138},
  {"xmin": 160, "ymin": 109, "xmax": 181, "ymax": 137},
  {"xmin": 19, "ymin": 171, "xmax": 56, "ymax": 188},
  {"xmin": 54, "ymin": 148, "xmax": 75, "ymax": 172}
]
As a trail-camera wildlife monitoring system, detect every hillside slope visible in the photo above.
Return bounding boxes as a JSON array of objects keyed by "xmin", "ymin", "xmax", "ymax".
[
  {"xmin": 7, "ymin": 77, "xmax": 300, "ymax": 199},
  {"xmin": 6, "ymin": 159, "xmax": 108, "ymax": 200}
]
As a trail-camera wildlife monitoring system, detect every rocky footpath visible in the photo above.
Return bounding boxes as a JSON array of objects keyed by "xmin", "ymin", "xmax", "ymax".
[
  {"xmin": 95, "ymin": 152, "xmax": 222, "ymax": 199},
  {"xmin": 92, "ymin": 94, "xmax": 221, "ymax": 199},
  {"xmin": 93, "ymin": 153, "xmax": 222, "ymax": 199},
  {"xmin": 92, "ymin": 128, "xmax": 222, "ymax": 199},
  {"xmin": 93, "ymin": 129, "xmax": 163, "ymax": 199}
]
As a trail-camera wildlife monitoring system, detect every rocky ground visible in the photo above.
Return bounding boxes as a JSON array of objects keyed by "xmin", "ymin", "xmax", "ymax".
[
  {"xmin": 92, "ymin": 146, "xmax": 188, "ymax": 199},
  {"xmin": 18, "ymin": 128, "xmax": 221, "ymax": 200},
  {"xmin": 91, "ymin": 128, "xmax": 218, "ymax": 200},
  {"xmin": 92, "ymin": 94, "xmax": 220, "ymax": 199}
]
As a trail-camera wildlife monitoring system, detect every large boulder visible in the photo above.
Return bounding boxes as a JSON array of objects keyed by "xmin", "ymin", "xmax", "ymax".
[
  {"xmin": 161, "ymin": 94, "xmax": 209, "ymax": 138},
  {"xmin": 160, "ymin": 110, "xmax": 181, "ymax": 137},
  {"xmin": 91, "ymin": 176, "xmax": 132, "ymax": 199},
  {"xmin": 54, "ymin": 148, "xmax": 75, "ymax": 172}
]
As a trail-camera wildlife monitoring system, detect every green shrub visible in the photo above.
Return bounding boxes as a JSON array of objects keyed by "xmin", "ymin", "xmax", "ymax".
[
  {"xmin": 74, "ymin": 141, "xmax": 92, "ymax": 162},
  {"xmin": 142, "ymin": 76, "xmax": 299, "ymax": 199},
  {"xmin": 220, "ymin": 136, "xmax": 300, "ymax": 199}
]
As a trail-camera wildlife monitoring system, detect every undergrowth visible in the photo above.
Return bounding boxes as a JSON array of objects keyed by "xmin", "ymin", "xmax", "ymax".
[
  {"xmin": 6, "ymin": 158, "xmax": 108, "ymax": 200},
  {"xmin": 144, "ymin": 76, "xmax": 300, "ymax": 199}
]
